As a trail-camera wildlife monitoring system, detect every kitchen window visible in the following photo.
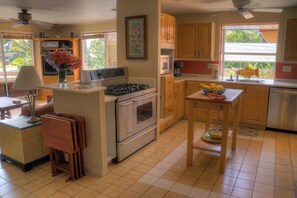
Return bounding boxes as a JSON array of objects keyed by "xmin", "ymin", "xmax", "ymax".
[
  {"xmin": 221, "ymin": 24, "xmax": 279, "ymax": 79},
  {"xmin": 0, "ymin": 31, "xmax": 34, "ymax": 97},
  {"xmin": 82, "ymin": 32, "xmax": 117, "ymax": 69}
]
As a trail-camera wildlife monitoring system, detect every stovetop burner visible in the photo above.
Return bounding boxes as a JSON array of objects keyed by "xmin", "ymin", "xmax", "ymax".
[{"xmin": 105, "ymin": 83, "xmax": 150, "ymax": 96}]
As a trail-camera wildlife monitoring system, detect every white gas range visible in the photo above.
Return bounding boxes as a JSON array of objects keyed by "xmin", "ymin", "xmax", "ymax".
[{"xmin": 81, "ymin": 68, "xmax": 157, "ymax": 162}]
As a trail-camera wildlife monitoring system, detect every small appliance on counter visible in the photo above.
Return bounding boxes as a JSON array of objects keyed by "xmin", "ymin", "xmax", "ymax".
[{"xmin": 174, "ymin": 62, "xmax": 183, "ymax": 77}]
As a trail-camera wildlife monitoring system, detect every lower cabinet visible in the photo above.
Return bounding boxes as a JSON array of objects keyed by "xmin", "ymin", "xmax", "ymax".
[
  {"xmin": 174, "ymin": 81, "xmax": 185, "ymax": 122},
  {"xmin": 241, "ymin": 85, "xmax": 269, "ymax": 127}
]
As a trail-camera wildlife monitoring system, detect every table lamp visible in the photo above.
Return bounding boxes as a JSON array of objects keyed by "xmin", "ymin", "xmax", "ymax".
[{"xmin": 12, "ymin": 66, "xmax": 44, "ymax": 123}]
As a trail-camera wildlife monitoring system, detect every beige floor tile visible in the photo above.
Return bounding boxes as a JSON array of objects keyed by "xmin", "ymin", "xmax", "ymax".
[
  {"xmin": 74, "ymin": 188, "xmax": 98, "ymax": 198},
  {"xmin": 113, "ymin": 177, "xmax": 136, "ymax": 189},
  {"xmin": 119, "ymin": 190, "xmax": 141, "ymax": 198},
  {"xmin": 164, "ymin": 191, "xmax": 186, "ymax": 198},
  {"xmin": 32, "ymin": 186, "xmax": 57, "ymax": 198},
  {"xmin": 47, "ymin": 177, "xmax": 71, "ymax": 190},
  {"xmin": 231, "ymin": 187, "xmax": 253, "ymax": 198},
  {"xmin": 235, "ymin": 178, "xmax": 254, "ymax": 190},
  {"xmin": 255, "ymin": 175, "xmax": 274, "ymax": 185},
  {"xmin": 129, "ymin": 182, "xmax": 151, "ymax": 194},
  {"xmin": 274, "ymin": 186, "xmax": 296, "ymax": 198},
  {"xmin": 124, "ymin": 170, "xmax": 144, "ymax": 181},
  {"xmin": 253, "ymin": 182, "xmax": 274, "ymax": 195},
  {"xmin": 2, "ymin": 188, "xmax": 29, "ymax": 198},
  {"xmin": 177, "ymin": 175, "xmax": 197, "ymax": 186},
  {"xmin": 217, "ymin": 175, "xmax": 237, "ymax": 186},
  {"xmin": 111, "ymin": 167, "xmax": 130, "ymax": 177},
  {"xmin": 162, "ymin": 171, "xmax": 182, "ymax": 182},
  {"xmin": 238, "ymin": 171, "xmax": 256, "ymax": 181},
  {"xmin": 37, "ymin": 173, "xmax": 62, "ymax": 185},
  {"xmin": 133, "ymin": 164, "xmax": 153, "ymax": 173},
  {"xmin": 212, "ymin": 183, "xmax": 233, "ymax": 195},
  {"xmin": 60, "ymin": 183, "xmax": 84, "ymax": 195},
  {"xmin": 208, "ymin": 192, "xmax": 230, "ymax": 198},
  {"xmin": 22, "ymin": 180, "xmax": 46, "ymax": 193},
  {"xmin": 100, "ymin": 173, "xmax": 121, "ymax": 184},
  {"xmin": 143, "ymin": 186, "xmax": 168, "ymax": 198},
  {"xmin": 88, "ymin": 181, "xmax": 110, "ymax": 193},
  {"xmin": 187, "ymin": 187, "xmax": 210, "ymax": 198},
  {"xmin": 252, "ymin": 191, "xmax": 273, "ymax": 198},
  {"xmin": 102, "ymin": 185, "xmax": 125, "ymax": 198},
  {"xmin": 48, "ymin": 191, "xmax": 71, "ymax": 198}
]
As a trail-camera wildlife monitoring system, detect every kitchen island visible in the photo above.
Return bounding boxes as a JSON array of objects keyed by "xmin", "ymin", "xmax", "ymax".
[
  {"xmin": 41, "ymin": 83, "xmax": 108, "ymax": 176},
  {"xmin": 187, "ymin": 89, "xmax": 243, "ymax": 173}
]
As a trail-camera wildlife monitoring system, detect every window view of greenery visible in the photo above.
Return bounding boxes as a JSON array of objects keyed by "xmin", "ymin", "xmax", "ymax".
[
  {"xmin": 0, "ymin": 33, "xmax": 33, "ymax": 97},
  {"xmin": 3, "ymin": 39, "xmax": 33, "ymax": 81},
  {"xmin": 222, "ymin": 25, "xmax": 278, "ymax": 79},
  {"xmin": 83, "ymin": 32, "xmax": 117, "ymax": 69}
]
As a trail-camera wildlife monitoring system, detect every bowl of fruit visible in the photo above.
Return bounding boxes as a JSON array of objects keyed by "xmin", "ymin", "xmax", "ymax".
[{"xmin": 200, "ymin": 83, "xmax": 226, "ymax": 95}]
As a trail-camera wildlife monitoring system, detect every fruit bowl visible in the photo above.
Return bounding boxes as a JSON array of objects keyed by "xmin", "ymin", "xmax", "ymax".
[{"xmin": 202, "ymin": 88, "xmax": 226, "ymax": 95}]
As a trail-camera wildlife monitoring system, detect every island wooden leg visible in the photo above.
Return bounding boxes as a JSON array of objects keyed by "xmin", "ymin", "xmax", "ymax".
[
  {"xmin": 205, "ymin": 110, "xmax": 211, "ymax": 131},
  {"xmin": 232, "ymin": 102, "xmax": 240, "ymax": 150},
  {"xmin": 187, "ymin": 101, "xmax": 195, "ymax": 166},
  {"xmin": 219, "ymin": 105, "xmax": 230, "ymax": 173}
]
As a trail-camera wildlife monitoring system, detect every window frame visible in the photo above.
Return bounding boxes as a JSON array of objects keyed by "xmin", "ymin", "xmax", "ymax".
[
  {"xmin": 220, "ymin": 24, "xmax": 279, "ymax": 79},
  {"xmin": 81, "ymin": 30, "xmax": 117, "ymax": 69}
]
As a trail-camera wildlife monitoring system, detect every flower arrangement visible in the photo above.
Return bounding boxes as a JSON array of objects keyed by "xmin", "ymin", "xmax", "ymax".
[{"xmin": 45, "ymin": 50, "xmax": 82, "ymax": 72}]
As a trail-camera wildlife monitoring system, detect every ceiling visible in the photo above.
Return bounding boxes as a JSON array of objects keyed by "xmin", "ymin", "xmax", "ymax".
[{"xmin": 0, "ymin": 0, "xmax": 296, "ymax": 25}]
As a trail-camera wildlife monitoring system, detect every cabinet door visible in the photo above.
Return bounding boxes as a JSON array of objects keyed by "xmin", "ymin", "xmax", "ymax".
[
  {"xmin": 284, "ymin": 18, "xmax": 297, "ymax": 61},
  {"xmin": 167, "ymin": 15, "xmax": 175, "ymax": 44},
  {"xmin": 160, "ymin": 13, "xmax": 168, "ymax": 43},
  {"xmin": 178, "ymin": 24, "xmax": 196, "ymax": 58},
  {"xmin": 163, "ymin": 75, "xmax": 174, "ymax": 118},
  {"xmin": 241, "ymin": 85, "xmax": 269, "ymax": 126},
  {"xmin": 196, "ymin": 23, "xmax": 212, "ymax": 59},
  {"xmin": 174, "ymin": 81, "xmax": 185, "ymax": 121}
]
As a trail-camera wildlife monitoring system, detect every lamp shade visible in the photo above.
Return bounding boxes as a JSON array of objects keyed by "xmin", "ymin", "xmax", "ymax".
[{"xmin": 13, "ymin": 66, "xmax": 44, "ymax": 90}]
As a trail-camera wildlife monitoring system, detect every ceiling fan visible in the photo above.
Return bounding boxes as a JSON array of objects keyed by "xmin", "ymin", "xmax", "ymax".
[
  {"xmin": 232, "ymin": 0, "xmax": 283, "ymax": 19},
  {"xmin": 0, "ymin": 8, "xmax": 54, "ymax": 29}
]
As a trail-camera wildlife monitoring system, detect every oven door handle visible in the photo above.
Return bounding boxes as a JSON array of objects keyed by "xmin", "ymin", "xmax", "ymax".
[
  {"xmin": 118, "ymin": 101, "xmax": 133, "ymax": 106},
  {"xmin": 119, "ymin": 126, "xmax": 157, "ymax": 146},
  {"xmin": 133, "ymin": 93, "xmax": 157, "ymax": 102}
]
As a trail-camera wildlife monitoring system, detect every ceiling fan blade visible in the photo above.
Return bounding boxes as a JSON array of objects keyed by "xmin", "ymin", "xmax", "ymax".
[
  {"xmin": 32, "ymin": 20, "xmax": 54, "ymax": 27},
  {"xmin": 30, "ymin": 21, "xmax": 53, "ymax": 29},
  {"xmin": 240, "ymin": 10, "xmax": 254, "ymax": 19},
  {"xmin": 252, "ymin": 8, "xmax": 283, "ymax": 13},
  {"xmin": 13, "ymin": 23, "xmax": 24, "ymax": 28}
]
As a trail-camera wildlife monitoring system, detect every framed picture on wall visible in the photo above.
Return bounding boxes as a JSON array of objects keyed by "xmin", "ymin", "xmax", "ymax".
[{"xmin": 125, "ymin": 15, "xmax": 147, "ymax": 59}]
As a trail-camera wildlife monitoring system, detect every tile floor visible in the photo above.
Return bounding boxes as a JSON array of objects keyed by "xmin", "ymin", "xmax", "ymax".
[{"xmin": 0, "ymin": 119, "xmax": 297, "ymax": 198}]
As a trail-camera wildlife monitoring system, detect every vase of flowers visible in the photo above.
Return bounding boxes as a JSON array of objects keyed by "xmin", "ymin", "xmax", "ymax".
[{"xmin": 45, "ymin": 50, "xmax": 82, "ymax": 87}]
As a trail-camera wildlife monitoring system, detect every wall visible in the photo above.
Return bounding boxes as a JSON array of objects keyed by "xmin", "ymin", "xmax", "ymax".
[
  {"xmin": 175, "ymin": 7, "xmax": 297, "ymax": 79},
  {"xmin": 117, "ymin": 0, "xmax": 160, "ymax": 78}
]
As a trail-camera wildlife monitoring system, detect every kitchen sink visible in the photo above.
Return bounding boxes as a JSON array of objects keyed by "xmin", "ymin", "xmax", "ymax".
[{"xmin": 236, "ymin": 79, "xmax": 265, "ymax": 83}]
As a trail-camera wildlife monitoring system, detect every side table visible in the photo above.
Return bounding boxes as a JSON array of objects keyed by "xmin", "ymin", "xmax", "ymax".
[{"xmin": 0, "ymin": 116, "xmax": 49, "ymax": 172}]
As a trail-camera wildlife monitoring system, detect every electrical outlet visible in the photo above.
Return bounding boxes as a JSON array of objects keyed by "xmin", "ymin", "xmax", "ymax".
[{"xmin": 282, "ymin": 65, "xmax": 292, "ymax": 72}]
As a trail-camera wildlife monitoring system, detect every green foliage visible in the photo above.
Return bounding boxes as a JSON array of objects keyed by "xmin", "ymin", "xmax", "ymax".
[
  {"xmin": 225, "ymin": 30, "xmax": 265, "ymax": 43},
  {"xmin": 84, "ymin": 38, "xmax": 105, "ymax": 69},
  {"xmin": 3, "ymin": 39, "xmax": 33, "ymax": 69}
]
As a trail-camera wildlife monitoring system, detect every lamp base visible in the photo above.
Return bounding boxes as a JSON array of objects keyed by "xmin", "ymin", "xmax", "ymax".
[{"xmin": 27, "ymin": 116, "xmax": 40, "ymax": 123}]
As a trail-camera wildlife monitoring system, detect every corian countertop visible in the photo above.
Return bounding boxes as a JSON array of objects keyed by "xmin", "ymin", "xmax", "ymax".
[
  {"xmin": 174, "ymin": 74, "xmax": 297, "ymax": 89},
  {"xmin": 41, "ymin": 82, "xmax": 106, "ymax": 94}
]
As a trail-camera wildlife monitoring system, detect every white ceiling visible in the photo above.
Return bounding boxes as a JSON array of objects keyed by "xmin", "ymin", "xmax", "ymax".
[{"xmin": 0, "ymin": 0, "xmax": 296, "ymax": 25}]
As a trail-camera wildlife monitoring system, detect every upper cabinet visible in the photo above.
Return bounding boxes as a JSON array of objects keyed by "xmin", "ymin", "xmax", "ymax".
[
  {"xmin": 284, "ymin": 18, "xmax": 297, "ymax": 62},
  {"xmin": 178, "ymin": 23, "xmax": 214, "ymax": 59},
  {"xmin": 161, "ymin": 13, "xmax": 176, "ymax": 48}
]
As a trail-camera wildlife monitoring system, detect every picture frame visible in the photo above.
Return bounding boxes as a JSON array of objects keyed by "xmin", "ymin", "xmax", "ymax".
[{"xmin": 125, "ymin": 15, "xmax": 147, "ymax": 59}]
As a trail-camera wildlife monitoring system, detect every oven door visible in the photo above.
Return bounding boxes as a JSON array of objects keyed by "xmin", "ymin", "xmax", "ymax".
[
  {"xmin": 117, "ymin": 93, "xmax": 156, "ymax": 141},
  {"xmin": 132, "ymin": 93, "xmax": 156, "ymax": 134}
]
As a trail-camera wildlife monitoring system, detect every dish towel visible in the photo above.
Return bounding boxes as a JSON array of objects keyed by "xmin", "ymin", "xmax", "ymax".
[{"xmin": 207, "ymin": 92, "xmax": 226, "ymax": 100}]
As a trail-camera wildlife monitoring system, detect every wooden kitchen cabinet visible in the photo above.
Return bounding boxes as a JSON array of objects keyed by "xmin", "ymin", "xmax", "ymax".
[
  {"xmin": 161, "ymin": 13, "xmax": 175, "ymax": 47},
  {"xmin": 241, "ymin": 85, "xmax": 269, "ymax": 127},
  {"xmin": 34, "ymin": 38, "xmax": 80, "ymax": 100},
  {"xmin": 178, "ymin": 23, "xmax": 214, "ymax": 59},
  {"xmin": 284, "ymin": 18, "xmax": 297, "ymax": 61},
  {"xmin": 174, "ymin": 81, "xmax": 185, "ymax": 122}
]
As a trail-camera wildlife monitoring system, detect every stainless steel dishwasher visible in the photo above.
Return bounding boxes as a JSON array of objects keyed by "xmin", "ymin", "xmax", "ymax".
[{"xmin": 266, "ymin": 87, "xmax": 297, "ymax": 132}]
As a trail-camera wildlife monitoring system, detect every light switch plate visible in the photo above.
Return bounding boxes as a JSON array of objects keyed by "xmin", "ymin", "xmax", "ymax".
[{"xmin": 282, "ymin": 65, "xmax": 292, "ymax": 72}]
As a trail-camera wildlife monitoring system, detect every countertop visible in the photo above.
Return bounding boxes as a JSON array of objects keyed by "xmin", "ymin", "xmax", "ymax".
[
  {"xmin": 174, "ymin": 74, "xmax": 297, "ymax": 88},
  {"xmin": 41, "ymin": 82, "xmax": 106, "ymax": 94}
]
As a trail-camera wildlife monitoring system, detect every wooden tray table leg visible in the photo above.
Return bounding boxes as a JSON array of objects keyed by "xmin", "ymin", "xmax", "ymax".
[{"xmin": 219, "ymin": 105, "xmax": 230, "ymax": 173}]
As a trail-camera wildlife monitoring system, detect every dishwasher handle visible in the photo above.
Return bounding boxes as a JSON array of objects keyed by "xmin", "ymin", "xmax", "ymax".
[{"xmin": 271, "ymin": 89, "xmax": 297, "ymax": 95}]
